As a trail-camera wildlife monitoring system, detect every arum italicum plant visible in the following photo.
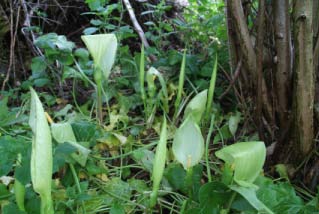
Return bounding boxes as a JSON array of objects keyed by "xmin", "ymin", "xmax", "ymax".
[
  {"xmin": 216, "ymin": 141, "xmax": 274, "ymax": 214},
  {"xmin": 150, "ymin": 117, "xmax": 167, "ymax": 208},
  {"xmin": 81, "ymin": 34, "xmax": 117, "ymax": 123},
  {"xmin": 29, "ymin": 88, "xmax": 54, "ymax": 214},
  {"xmin": 172, "ymin": 90, "xmax": 207, "ymax": 210}
]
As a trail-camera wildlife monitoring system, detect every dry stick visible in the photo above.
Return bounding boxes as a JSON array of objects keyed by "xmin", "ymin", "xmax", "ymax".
[
  {"xmin": 122, "ymin": 0, "xmax": 157, "ymax": 62},
  {"xmin": 218, "ymin": 59, "xmax": 242, "ymax": 100},
  {"xmin": 123, "ymin": 0, "xmax": 149, "ymax": 47},
  {"xmin": 256, "ymin": 0, "xmax": 266, "ymax": 140},
  {"xmin": 2, "ymin": 1, "xmax": 21, "ymax": 90}
]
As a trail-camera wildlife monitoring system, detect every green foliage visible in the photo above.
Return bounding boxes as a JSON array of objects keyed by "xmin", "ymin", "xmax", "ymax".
[{"xmin": 1, "ymin": 1, "xmax": 318, "ymax": 213}]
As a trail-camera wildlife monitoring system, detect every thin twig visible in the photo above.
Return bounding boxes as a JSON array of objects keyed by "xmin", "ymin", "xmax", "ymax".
[
  {"xmin": 218, "ymin": 59, "xmax": 242, "ymax": 100},
  {"xmin": 2, "ymin": 1, "xmax": 21, "ymax": 90}
]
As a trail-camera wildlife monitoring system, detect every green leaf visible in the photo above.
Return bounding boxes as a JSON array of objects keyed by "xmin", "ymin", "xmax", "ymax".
[
  {"xmin": 132, "ymin": 149, "xmax": 154, "ymax": 172},
  {"xmin": 230, "ymin": 185, "xmax": 274, "ymax": 214},
  {"xmin": 150, "ymin": 117, "xmax": 167, "ymax": 207},
  {"xmin": 51, "ymin": 122, "xmax": 91, "ymax": 166},
  {"xmin": 51, "ymin": 122, "xmax": 77, "ymax": 143},
  {"xmin": 184, "ymin": 90, "xmax": 208, "ymax": 123},
  {"xmin": 2, "ymin": 203, "xmax": 26, "ymax": 214},
  {"xmin": 164, "ymin": 163, "xmax": 186, "ymax": 191},
  {"xmin": 31, "ymin": 56, "xmax": 47, "ymax": 73},
  {"xmin": 0, "ymin": 136, "xmax": 28, "ymax": 176},
  {"xmin": 199, "ymin": 182, "xmax": 231, "ymax": 213},
  {"xmin": 74, "ymin": 48, "xmax": 89, "ymax": 59},
  {"xmin": 53, "ymin": 142, "xmax": 78, "ymax": 172},
  {"xmin": 255, "ymin": 176, "xmax": 304, "ymax": 214},
  {"xmin": 83, "ymin": 27, "xmax": 99, "ymax": 35},
  {"xmin": 29, "ymin": 88, "xmax": 53, "ymax": 214},
  {"xmin": 103, "ymin": 178, "xmax": 131, "ymax": 201},
  {"xmin": 215, "ymin": 141, "xmax": 266, "ymax": 187},
  {"xmin": 81, "ymin": 34, "xmax": 118, "ymax": 80},
  {"xmin": 34, "ymin": 33, "xmax": 74, "ymax": 52},
  {"xmin": 71, "ymin": 121, "xmax": 97, "ymax": 142},
  {"xmin": 173, "ymin": 116, "xmax": 204, "ymax": 169}
]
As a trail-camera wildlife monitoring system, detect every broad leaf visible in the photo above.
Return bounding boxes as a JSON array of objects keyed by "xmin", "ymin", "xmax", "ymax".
[
  {"xmin": 255, "ymin": 176, "xmax": 304, "ymax": 214},
  {"xmin": 230, "ymin": 185, "xmax": 274, "ymax": 214},
  {"xmin": 184, "ymin": 90, "xmax": 207, "ymax": 124},
  {"xmin": 199, "ymin": 181, "xmax": 231, "ymax": 213},
  {"xmin": 172, "ymin": 116, "xmax": 204, "ymax": 169},
  {"xmin": 81, "ymin": 34, "xmax": 117, "ymax": 80},
  {"xmin": 51, "ymin": 122, "xmax": 90, "ymax": 167},
  {"xmin": 29, "ymin": 88, "xmax": 53, "ymax": 214},
  {"xmin": 215, "ymin": 141, "xmax": 266, "ymax": 187}
]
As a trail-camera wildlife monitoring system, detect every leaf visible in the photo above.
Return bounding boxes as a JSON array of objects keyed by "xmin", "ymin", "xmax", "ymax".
[
  {"xmin": 184, "ymin": 90, "xmax": 208, "ymax": 124},
  {"xmin": 150, "ymin": 117, "xmax": 167, "ymax": 207},
  {"xmin": 255, "ymin": 176, "xmax": 304, "ymax": 214},
  {"xmin": 74, "ymin": 48, "xmax": 89, "ymax": 59},
  {"xmin": 103, "ymin": 178, "xmax": 131, "ymax": 201},
  {"xmin": 2, "ymin": 203, "xmax": 26, "ymax": 214},
  {"xmin": 81, "ymin": 34, "xmax": 118, "ymax": 80},
  {"xmin": 198, "ymin": 182, "xmax": 231, "ymax": 213},
  {"xmin": 164, "ymin": 163, "xmax": 186, "ymax": 191},
  {"xmin": 51, "ymin": 122, "xmax": 76, "ymax": 143},
  {"xmin": 172, "ymin": 116, "xmax": 204, "ymax": 169},
  {"xmin": 29, "ymin": 88, "xmax": 53, "ymax": 214},
  {"xmin": 230, "ymin": 185, "xmax": 274, "ymax": 214},
  {"xmin": 131, "ymin": 149, "xmax": 154, "ymax": 172},
  {"xmin": 71, "ymin": 121, "xmax": 96, "ymax": 142},
  {"xmin": 34, "ymin": 33, "xmax": 74, "ymax": 52},
  {"xmin": 31, "ymin": 56, "xmax": 47, "ymax": 73},
  {"xmin": 215, "ymin": 141, "xmax": 266, "ymax": 187},
  {"xmin": 83, "ymin": 27, "xmax": 99, "ymax": 35},
  {"xmin": 51, "ymin": 122, "xmax": 90, "ymax": 167}
]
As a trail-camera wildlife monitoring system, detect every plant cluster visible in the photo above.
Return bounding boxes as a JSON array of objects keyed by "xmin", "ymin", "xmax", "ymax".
[{"xmin": 0, "ymin": 0, "xmax": 318, "ymax": 214}]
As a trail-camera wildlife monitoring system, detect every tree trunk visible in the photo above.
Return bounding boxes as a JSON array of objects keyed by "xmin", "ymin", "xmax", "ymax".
[
  {"xmin": 273, "ymin": 0, "xmax": 291, "ymax": 131},
  {"xmin": 225, "ymin": 0, "xmax": 316, "ymax": 165},
  {"xmin": 292, "ymin": 0, "xmax": 314, "ymax": 158}
]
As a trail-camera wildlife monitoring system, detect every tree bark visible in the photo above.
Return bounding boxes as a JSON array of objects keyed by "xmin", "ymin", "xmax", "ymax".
[
  {"xmin": 273, "ymin": 0, "xmax": 291, "ymax": 130},
  {"xmin": 228, "ymin": 0, "xmax": 274, "ymax": 128},
  {"xmin": 292, "ymin": 0, "xmax": 314, "ymax": 157}
]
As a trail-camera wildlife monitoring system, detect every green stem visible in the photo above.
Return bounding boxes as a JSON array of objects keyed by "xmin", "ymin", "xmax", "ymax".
[
  {"xmin": 40, "ymin": 194, "xmax": 54, "ymax": 214},
  {"xmin": 96, "ymin": 80, "xmax": 103, "ymax": 124},
  {"xmin": 205, "ymin": 115, "xmax": 215, "ymax": 182},
  {"xmin": 185, "ymin": 167, "xmax": 193, "ymax": 200},
  {"xmin": 69, "ymin": 164, "xmax": 86, "ymax": 214},
  {"xmin": 225, "ymin": 192, "xmax": 237, "ymax": 213}
]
